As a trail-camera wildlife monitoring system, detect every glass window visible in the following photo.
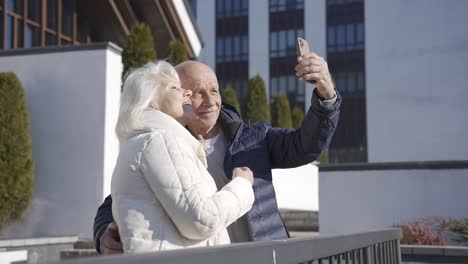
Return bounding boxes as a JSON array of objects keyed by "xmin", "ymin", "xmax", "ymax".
[
  {"xmin": 288, "ymin": 75, "xmax": 295, "ymax": 92},
  {"xmin": 225, "ymin": 36, "xmax": 232, "ymax": 58},
  {"xmin": 216, "ymin": 38, "xmax": 224, "ymax": 58},
  {"xmin": 241, "ymin": 0, "xmax": 248, "ymax": 15},
  {"xmin": 232, "ymin": 0, "xmax": 239, "ymax": 16},
  {"xmin": 216, "ymin": 0, "xmax": 223, "ymax": 16},
  {"xmin": 224, "ymin": 0, "xmax": 231, "ymax": 17},
  {"xmin": 271, "ymin": 77, "xmax": 278, "ymax": 97},
  {"xmin": 28, "ymin": 0, "xmax": 42, "ymax": 22},
  {"xmin": 46, "ymin": 32, "xmax": 57, "ymax": 46},
  {"xmin": 279, "ymin": 30, "xmax": 286, "ymax": 56},
  {"xmin": 270, "ymin": 32, "xmax": 277, "ymax": 52},
  {"xmin": 17, "ymin": 19, "xmax": 23, "ymax": 48},
  {"xmin": 242, "ymin": 35, "xmax": 248, "ymax": 56},
  {"xmin": 357, "ymin": 72, "xmax": 365, "ymax": 91},
  {"xmin": 356, "ymin": 23, "xmax": 364, "ymax": 48},
  {"xmin": 287, "ymin": 29, "xmax": 295, "ymax": 49},
  {"xmin": 233, "ymin": 35, "xmax": 240, "ymax": 60},
  {"xmin": 62, "ymin": 0, "xmax": 74, "ymax": 37},
  {"xmin": 297, "ymin": 29, "xmax": 304, "ymax": 39},
  {"xmin": 278, "ymin": 0, "xmax": 286, "ymax": 11},
  {"xmin": 347, "ymin": 72, "xmax": 356, "ymax": 92},
  {"xmin": 297, "ymin": 81, "xmax": 304, "ymax": 95},
  {"xmin": 327, "ymin": 26, "xmax": 335, "ymax": 52},
  {"xmin": 47, "ymin": 0, "xmax": 58, "ymax": 30},
  {"xmin": 336, "ymin": 25, "xmax": 345, "ymax": 51},
  {"xmin": 346, "ymin": 24, "xmax": 354, "ymax": 49},
  {"xmin": 77, "ymin": 15, "xmax": 89, "ymax": 43},
  {"xmin": 6, "ymin": 15, "xmax": 14, "ymax": 49},
  {"xmin": 26, "ymin": 25, "xmax": 41, "ymax": 48},
  {"xmin": 7, "ymin": 0, "xmax": 23, "ymax": 14},
  {"xmin": 279, "ymin": 76, "xmax": 287, "ymax": 94}
]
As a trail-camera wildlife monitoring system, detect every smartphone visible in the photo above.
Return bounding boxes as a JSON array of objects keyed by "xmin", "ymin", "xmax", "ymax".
[
  {"xmin": 296, "ymin": 37, "xmax": 315, "ymax": 83},
  {"xmin": 296, "ymin": 37, "xmax": 310, "ymax": 56}
]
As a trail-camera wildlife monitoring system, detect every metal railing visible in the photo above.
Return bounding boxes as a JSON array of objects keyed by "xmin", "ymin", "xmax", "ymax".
[{"xmin": 59, "ymin": 228, "xmax": 402, "ymax": 264}]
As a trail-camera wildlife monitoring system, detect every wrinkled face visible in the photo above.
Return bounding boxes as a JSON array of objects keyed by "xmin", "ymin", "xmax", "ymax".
[
  {"xmin": 181, "ymin": 74, "xmax": 221, "ymax": 131},
  {"xmin": 155, "ymin": 80, "xmax": 194, "ymax": 124}
]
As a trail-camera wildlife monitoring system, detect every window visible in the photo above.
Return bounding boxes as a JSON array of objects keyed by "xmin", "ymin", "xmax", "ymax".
[
  {"xmin": 26, "ymin": 25, "xmax": 40, "ymax": 47},
  {"xmin": 327, "ymin": 26, "xmax": 335, "ymax": 52},
  {"xmin": 46, "ymin": 32, "xmax": 57, "ymax": 46},
  {"xmin": 47, "ymin": 0, "xmax": 58, "ymax": 30},
  {"xmin": 28, "ymin": 0, "xmax": 42, "ymax": 23},
  {"xmin": 6, "ymin": 15, "xmax": 14, "ymax": 49},
  {"xmin": 356, "ymin": 23, "xmax": 364, "ymax": 48},
  {"xmin": 7, "ymin": 0, "xmax": 23, "ymax": 14},
  {"xmin": 346, "ymin": 24, "xmax": 354, "ymax": 49},
  {"xmin": 62, "ymin": 0, "xmax": 74, "ymax": 37}
]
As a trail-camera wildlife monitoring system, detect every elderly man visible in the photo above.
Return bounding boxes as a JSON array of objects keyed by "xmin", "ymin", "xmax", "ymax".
[{"xmin": 94, "ymin": 52, "xmax": 341, "ymax": 254}]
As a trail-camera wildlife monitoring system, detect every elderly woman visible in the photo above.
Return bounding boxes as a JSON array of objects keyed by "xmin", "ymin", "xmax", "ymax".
[{"xmin": 111, "ymin": 61, "xmax": 254, "ymax": 253}]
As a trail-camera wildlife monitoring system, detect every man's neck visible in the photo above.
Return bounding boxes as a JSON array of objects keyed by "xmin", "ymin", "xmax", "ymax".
[{"xmin": 190, "ymin": 123, "xmax": 221, "ymax": 140}]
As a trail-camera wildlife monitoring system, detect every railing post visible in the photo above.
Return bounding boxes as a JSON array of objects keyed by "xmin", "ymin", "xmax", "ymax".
[
  {"xmin": 364, "ymin": 247, "xmax": 372, "ymax": 264},
  {"xmin": 395, "ymin": 240, "xmax": 402, "ymax": 264}
]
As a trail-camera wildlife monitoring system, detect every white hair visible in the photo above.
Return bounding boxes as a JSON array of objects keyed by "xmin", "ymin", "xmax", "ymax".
[{"xmin": 116, "ymin": 60, "xmax": 180, "ymax": 142}]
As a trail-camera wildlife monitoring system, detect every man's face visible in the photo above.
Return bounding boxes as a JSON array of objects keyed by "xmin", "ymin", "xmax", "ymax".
[{"xmin": 180, "ymin": 74, "xmax": 221, "ymax": 131}]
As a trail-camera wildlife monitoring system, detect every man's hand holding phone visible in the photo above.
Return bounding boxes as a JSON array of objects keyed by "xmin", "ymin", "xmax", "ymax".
[{"xmin": 295, "ymin": 37, "xmax": 336, "ymax": 100}]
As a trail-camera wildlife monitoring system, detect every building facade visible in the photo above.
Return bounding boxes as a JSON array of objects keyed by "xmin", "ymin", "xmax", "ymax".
[
  {"xmin": 0, "ymin": 0, "xmax": 202, "ymax": 58},
  {"xmin": 193, "ymin": 0, "xmax": 366, "ymax": 163}
]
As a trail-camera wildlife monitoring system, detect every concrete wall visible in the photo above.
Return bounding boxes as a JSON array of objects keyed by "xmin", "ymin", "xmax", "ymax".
[
  {"xmin": 0, "ymin": 43, "xmax": 122, "ymax": 238},
  {"xmin": 304, "ymin": 0, "xmax": 327, "ymax": 111},
  {"xmin": 249, "ymin": 0, "xmax": 270, "ymax": 100},
  {"xmin": 195, "ymin": 0, "xmax": 216, "ymax": 70},
  {"xmin": 319, "ymin": 164, "xmax": 468, "ymax": 234},
  {"xmin": 366, "ymin": 0, "xmax": 468, "ymax": 162},
  {"xmin": 272, "ymin": 164, "xmax": 319, "ymax": 211}
]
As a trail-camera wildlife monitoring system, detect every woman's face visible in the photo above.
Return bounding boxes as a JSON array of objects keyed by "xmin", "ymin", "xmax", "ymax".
[{"xmin": 155, "ymin": 81, "xmax": 194, "ymax": 125}]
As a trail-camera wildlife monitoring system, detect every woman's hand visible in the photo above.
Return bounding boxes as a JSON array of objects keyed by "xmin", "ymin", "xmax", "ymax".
[{"xmin": 232, "ymin": 167, "xmax": 254, "ymax": 185}]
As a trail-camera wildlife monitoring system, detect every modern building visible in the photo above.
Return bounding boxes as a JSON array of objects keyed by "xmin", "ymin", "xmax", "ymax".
[
  {"xmin": 0, "ymin": 0, "xmax": 202, "ymax": 58},
  {"xmin": 192, "ymin": 0, "xmax": 366, "ymax": 163},
  {"xmin": 191, "ymin": 0, "xmax": 468, "ymax": 164},
  {"xmin": 0, "ymin": 0, "xmax": 202, "ymax": 238}
]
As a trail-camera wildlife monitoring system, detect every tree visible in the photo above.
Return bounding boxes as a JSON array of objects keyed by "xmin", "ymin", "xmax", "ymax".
[
  {"xmin": 271, "ymin": 94, "xmax": 292, "ymax": 128},
  {"xmin": 243, "ymin": 75, "xmax": 270, "ymax": 123},
  {"xmin": 291, "ymin": 106, "xmax": 305, "ymax": 129},
  {"xmin": 0, "ymin": 73, "xmax": 34, "ymax": 230},
  {"xmin": 222, "ymin": 86, "xmax": 241, "ymax": 113},
  {"xmin": 122, "ymin": 23, "xmax": 157, "ymax": 77},
  {"xmin": 166, "ymin": 39, "xmax": 188, "ymax": 65}
]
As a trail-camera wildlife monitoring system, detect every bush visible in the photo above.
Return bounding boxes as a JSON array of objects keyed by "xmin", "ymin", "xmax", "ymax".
[
  {"xmin": 166, "ymin": 39, "xmax": 188, "ymax": 65},
  {"xmin": 398, "ymin": 222, "xmax": 447, "ymax": 245},
  {"xmin": 291, "ymin": 106, "xmax": 304, "ymax": 129},
  {"xmin": 122, "ymin": 23, "xmax": 157, "ymax": 77},
  {"xmin": 0, "ymin": 72, "xmax": 34, "ymax": 230},
  {"xmin": 222, "ymin": 86, "xmax": 241, "ymax": 113},
  {"xmin": 243, "ymin": 75, "xmax": 270, "ymax": 123},
  {"xmin": 271, "ymin": 94, "xmax": 292, "ymax": 128}
]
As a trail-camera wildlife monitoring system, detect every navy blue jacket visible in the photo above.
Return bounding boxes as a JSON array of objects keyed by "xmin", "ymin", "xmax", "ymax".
[{"xmin": 93, "ymin": 89, "xmax": 341, "ymax": 252}]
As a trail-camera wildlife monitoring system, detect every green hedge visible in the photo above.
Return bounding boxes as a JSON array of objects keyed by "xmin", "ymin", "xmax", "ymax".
[
  {"xmin": 122, "ymin": 23, "xmax": 157, "ymax": 77},
  {"xmin": 291, "ymin": 106, "xmax": 305, "ymax": 129},
  {"xmin": 0, "ymin": 72, "xmax": 34, "ymax": 230},
  {"xmin": 271, "ymin": 94, "xmax": 292, "ymax": 128},
  {"xmin": 243, "ymin": 75, "xmax": 270, "ymax": 123},
  {"xmin": 167, "ymin": 39, "xmax": 188, "ymax": 65},
  {"xmin": 222, "ymin": 86, "xmax": 241, "ymax": 113}
]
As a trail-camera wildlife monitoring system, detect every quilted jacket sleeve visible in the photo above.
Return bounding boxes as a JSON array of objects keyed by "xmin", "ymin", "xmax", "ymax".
[
  {"xmin": 140, "ymin": 133, "xmax": 255, "ymax": 240},
  {"xmin": 266, "ymin": 89, "xmax": 341, "ymax": 168}
]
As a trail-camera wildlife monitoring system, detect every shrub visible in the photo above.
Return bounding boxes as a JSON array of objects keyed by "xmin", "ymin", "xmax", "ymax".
[
  {"xmin": 0, "ymin": 72, "xmax": 34, "ymax": 230},
  {"xmin": 271, "ymin": 93, "xmax": 292, "ymax": 128},
  {"xmin": 291, "ymin": 106, "xmax": 304, "ymax": 129},
  {"xmin": 166, "ymin": 39, "xmax": 188, "ymax": 65},
  {"xmin": 243, "ymin": 75, "xmax": 270, "ymax": 123},
  {"xmin": 122, "ymin": 23, "xmax": 157, "ymax": 77},
  {"xmin": 222, "ymin": 86, "xmax": 241, "ymax": 113},
  {"xmin": 398, "ymin": 222, "xmax": 447, "ymax": 245}
]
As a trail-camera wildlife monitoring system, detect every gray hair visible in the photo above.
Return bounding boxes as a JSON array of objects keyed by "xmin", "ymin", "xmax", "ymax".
[{"xmin": 116, "ymin": 61, "xmax": 180, "ymax": 142}]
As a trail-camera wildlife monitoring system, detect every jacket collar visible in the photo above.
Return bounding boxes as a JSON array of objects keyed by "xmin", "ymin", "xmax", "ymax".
[
  {"xmin": 218, "ymin": 106, "xmax": 242, "ymax": 149},
  {"xmin": 137, "ymin": 110, "xmax": 207, "ymax": 166}
]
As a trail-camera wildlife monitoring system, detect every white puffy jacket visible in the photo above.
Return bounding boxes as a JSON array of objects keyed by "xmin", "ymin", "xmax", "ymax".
[{"xmin": 111, "ymin": 110, "xmax": 255, "ymax": 253}]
